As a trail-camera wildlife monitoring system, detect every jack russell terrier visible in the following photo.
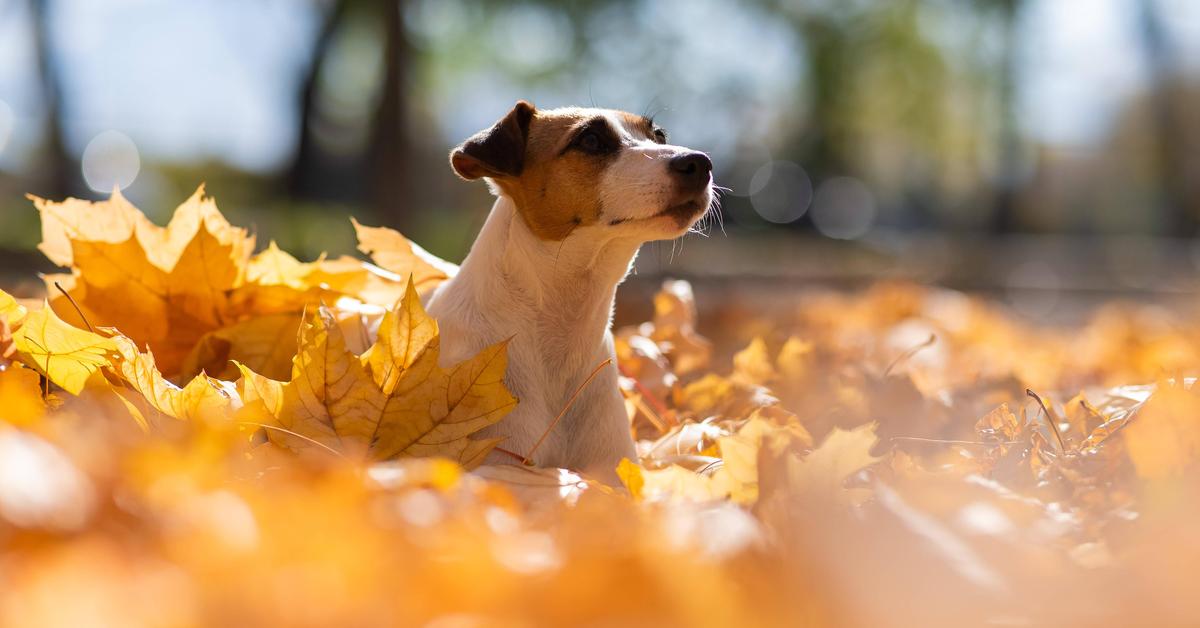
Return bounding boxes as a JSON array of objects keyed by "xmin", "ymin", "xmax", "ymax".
[{"xmin": 425, "ymin": 101, "xmax": 713, "ymax": 483}]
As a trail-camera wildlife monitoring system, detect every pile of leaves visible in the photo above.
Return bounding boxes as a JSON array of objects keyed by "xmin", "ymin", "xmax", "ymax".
[{"xmin": 2, "ymin": 189, "xmax": 1199, "ymax": 627}]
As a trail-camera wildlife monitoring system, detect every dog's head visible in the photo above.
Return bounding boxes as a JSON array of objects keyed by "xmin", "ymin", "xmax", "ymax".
[{"xmin": 450, "ymin": 101, "xmax": 713, "ymax": 242}]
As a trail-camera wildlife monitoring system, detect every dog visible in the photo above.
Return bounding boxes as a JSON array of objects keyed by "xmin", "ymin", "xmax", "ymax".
[{"xmin": 425, "ymin": 101, "xmax": 713, "ymax": 484}]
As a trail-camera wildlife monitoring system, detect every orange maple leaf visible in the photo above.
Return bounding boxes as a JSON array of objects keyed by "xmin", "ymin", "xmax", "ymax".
[{"xmin": 237, "ymin": 280, "xmax": 515, "ymax": 467}]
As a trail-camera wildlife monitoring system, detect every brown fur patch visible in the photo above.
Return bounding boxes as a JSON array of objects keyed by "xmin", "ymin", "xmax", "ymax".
[
  {"xmin": 617, "ymin": 112, "xmax": 656, "ymax": 142},
  {"xmin": 492, "ymin": 109, "xmax": 621, "ymax": 241}
]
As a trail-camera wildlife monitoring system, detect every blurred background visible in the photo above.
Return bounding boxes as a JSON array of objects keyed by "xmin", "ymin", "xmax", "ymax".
[{"xmin": 2, "ymin": 0, "xmax": 1200, "ymax": 323}]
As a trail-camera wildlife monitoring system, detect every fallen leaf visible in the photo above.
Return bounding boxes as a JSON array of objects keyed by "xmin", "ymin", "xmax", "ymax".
[
  {"xmin": 109, "ymin": 335, "xmax": 236, "ymax": 424},
  {"xmin": 732, "ymin": 336, "xmax": 776, "ymax": 386},
  {"xmin": 12, "ymin": 304, "xmax": 119, "ymax": 395},
  {"xmin": 0, "ymin": 289, "xmax": 26, "ymax": 328},
  {"xmin": 617, "ymin": 458, "xmax": 645, "ymax": 499},
  {"xmin": 181, "ymin": 313, "xmax": 302, "ymax": 381},
  {"xmin": 713, "ymin": 413, "xmax": 812, "ymax": 504},
  {"xmin": 0, "ymin": 366, "xmax": 46, "ymax": 426},
  {"xmin": 650, "ymin": 279, "xmax": 712, "ymax": 375},
  {"xmin": 781, "ymin": 423, "xmax": 881, "ymax": 505},
  {"xmin": 352, "ymin": 218, "xmax": 456, "ymax": 295},
  {"xmin": 1124, "ymin": 382, "xmax": 1200, "ymax": 479},
  {"xmin": 39, "ymin": 187, "xmax": 254, "ymax": 374},
  {"xmin": 240, "ymin": 284, "xmax": 515, "ymax": 467},
  {"xmin": 640, "ymin": 464, "xmax": 723, "ymax": 502},
  {"xmin": 360, "ymin": 279, "xmax": 438, "ymax": 394}
]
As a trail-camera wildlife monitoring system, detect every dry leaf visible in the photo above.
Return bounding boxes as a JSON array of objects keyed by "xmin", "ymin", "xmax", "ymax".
[
  {"xmin": 352, "ymin": 218, "xmax": 456, "ymax": 295},
  {"xmin": 650, "ymin": 279, "xmax": 712, "ymax": 375},
  {"xmin": 732, "ymin": 336, "xmax": 777, "ymax": 386},
  {"xmin": 180, "ymin": 313, "xmax": 302, "ymax": 382},
  {"xmin": 0, "ymin": 366, "xmax": 46, "ymax": 426},
  {"xmin": 33, "ymin": 190, "xmax": 418, "ymax": 378},
  {"xmin": 9, "ymin": 188, "xmax": 1200, "ymax": 627},
  {"xmin": 780, "ymin": 423, "xmax": 881, "ymax": 505},
  {"xmin": 239, "ymin": 282, "xmax": 515, "ymax": 467},
  {"xmin": 0, "ymin": 289, "xmax": 26, "ymax": 329},
  {"xmin": 38, "ymin": 187, "xmax": 254, "ymax": 374},
  {"xmin": 108, "ymin": 335, "xmax": 236, "ymax": 424},
  {"xmin": 12, "ymin": 304, "xmax": 120, "ymax": 395},
  {"xmin": 1124, "ymin": 382, "xmax": 1200, "ymax": 479}
]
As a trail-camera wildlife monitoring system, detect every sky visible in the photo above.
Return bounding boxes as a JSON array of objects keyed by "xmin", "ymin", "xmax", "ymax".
[{"xmin": 1, "ymin": 0, "xmax": 1199, "ymax": 179}]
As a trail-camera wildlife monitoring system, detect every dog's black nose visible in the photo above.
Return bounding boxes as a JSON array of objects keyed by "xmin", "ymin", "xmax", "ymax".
[{"xmin": 669, "ymin": 152, "xmax": 712, "ymax": 188}]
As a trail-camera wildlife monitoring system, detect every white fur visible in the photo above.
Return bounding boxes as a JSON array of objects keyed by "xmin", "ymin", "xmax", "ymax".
[{"xmin": 427, "ymin": 113, "xmax": 709, "ymax": 484}]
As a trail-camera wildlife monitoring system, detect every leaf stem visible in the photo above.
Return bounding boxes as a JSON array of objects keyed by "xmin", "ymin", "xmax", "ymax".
[
  {"xmin": 54, "ymin": 281, "xmax": 94, "ymax": 333},
  {"xmin": 239, "ymin": 422, "xmax": 346, "ymax": 459},
  {"xmin": 1026, "ymin": 389, "xmax": 1067, "ymax": 454},
  {"xmin": 492, "ymin": 445, "xmax": 528, "ymax": 465},
  {"xmin": 618, "ymin": 363, "xmax": 671, "ymax": 419},
  {"xmin": 524, "ymin": 358, "xmax": 613, "ymax": 466},
  {"xmin": 884, "ymin": 334, "xmax": 936, "ymax": 377}
]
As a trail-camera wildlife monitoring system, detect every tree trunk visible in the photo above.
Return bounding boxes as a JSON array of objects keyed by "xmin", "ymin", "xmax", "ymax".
[
  {"xmin": 1137, "ymin": 0, "xmax": 1196, "ymax": 236},
  {"xmin": 29, "ymin": 0, "xmax": 75, "ymax": 198},
  {"xmin": 286, "ymin": 0, "xmax": 351, "ymax": 200},
  {"xmin": 989, "ymin": 1, "xmax": 1022, "ymax": 233},
  {"xmin": 366, "ymin": 0, "xmax": 408, "ymax": 222}
]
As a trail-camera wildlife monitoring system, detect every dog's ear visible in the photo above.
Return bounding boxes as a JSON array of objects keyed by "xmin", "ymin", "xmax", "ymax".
[{"xmin": 450, "ymin": 101, "xmax": 536, "ymax": 180}]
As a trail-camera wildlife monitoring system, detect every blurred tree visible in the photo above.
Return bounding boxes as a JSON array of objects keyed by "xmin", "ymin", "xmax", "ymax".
[
  {"xmin": 754, "ymin": 1, "xmax": 961, "ymax": 226},
  {"xmin": 287, "ymin": 0, "xmax": 410, "ymax": 222},
  {"xmin": 28, "ymin": 0, "xmax": 76, "ymax": 199},
  {"xmin": 286, "ymin": 0, "xmax": 623, "ymax": 228},
  {"xmin": 1136, "ymin": 0, "xmax": 1196, "ymax": 235},
  {"xmin": 975, "ymin": 0, "xmax": 1025, "ymax": 233}
]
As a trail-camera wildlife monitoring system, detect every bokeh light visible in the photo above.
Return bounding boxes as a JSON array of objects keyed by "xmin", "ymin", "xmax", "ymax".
[
  {"xmin": 811, "ymin": 177, "xmax": 877, "ymax": 240},
  {"xmin": 749, "ymin": 160, "xmax": 812, "ymax": 224},
  {"xmin": 81, "ymin": 130, "xmax": 140, "ymax": 192}
]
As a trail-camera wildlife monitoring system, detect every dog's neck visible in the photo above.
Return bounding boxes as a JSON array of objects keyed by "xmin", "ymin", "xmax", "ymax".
[{"xmin": 454, "ymin": 195, "xmax": 640, "ymax": 370}]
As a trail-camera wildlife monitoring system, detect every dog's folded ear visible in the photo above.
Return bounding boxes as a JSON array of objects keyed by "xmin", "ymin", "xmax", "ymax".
[{"xmin": 450, "ymin": 101, "xmax": 536, "ymax": 180}]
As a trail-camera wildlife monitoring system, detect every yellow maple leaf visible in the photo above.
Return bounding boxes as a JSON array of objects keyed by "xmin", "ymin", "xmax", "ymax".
[
  {"xmin": 108, "ymin": 335, "xmax": 235, "ymax": 425},
  {"xmin": 0, "ymin": 289, "xmax": 26, "ymax": 328},
  {"xmin": 712, "ymin": 414, "xmax": 811, "ymax": 504},
  {"xmin": 12, "ymin": 304, "xmax": 119, "ymax": 395},
  {"xmin": 300, "ymin": 255, "xmax": 407, "ymax": 308},
  {"xmin": 181, "ymin": 313, "xmax": 302, "ymax": 382},
  {"xmin": 781, "ymin": 423, "xmax": 880, "ymax": 505},
  {"xmin": 32, "ymin": 188, "xmax": 416, "ymax": 379},
  {"xmin": 732, "ymin": 336, "xmax": 777, "ymax": 386},
  {"xmin": 239, "ymin": 284, "xmax": 515, "ymax": 468},
  {"xmin": 352, "ymin": 218, "xmax": 455, "ymax": 295},
  {"xmin": 0, "ymin": 289, "xmax": 24, "ymax": 366},
  {"xmin": 0, "ymin": 321, "xmax": 13, "ymax": 366},
  {"xmin": 32, "ymin": 187, "xmax": 152, "ymax": 267},
  {"xmin": 775, "ymin": 336, "xmax": 812, "ymax": 382},
  {"xmin": 38, "ymin": 187, "xmax": 254, "ymax": 374},
  {"xmin": 245, "ymin": 240, "xmax": 310, "ymax": 288},
  {"xmin": 360, "ymin": 279, "xmax": 439, "ymax": 394},
  {"xmin": 639, "ymin": 464, "xmax": 724, "ymax": 502},
  {"xmin": 650, "ymin": 279, "xmax": 711, "ymax": 375},
  {"xmin": 1124, "ymin": 383, "xmax": 1200, "ymax": 479}
]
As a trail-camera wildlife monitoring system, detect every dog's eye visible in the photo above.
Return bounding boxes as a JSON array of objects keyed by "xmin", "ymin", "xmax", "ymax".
[
  {"xmin": 653, "ymin": 128, "xmax": 668, "ymax": 144},
  {"xmin": 575, "ymin": 130, "xmax": 603, "ymax": 153},
  {"xmin": 566, "ymin": 120, "xmax": 618, "ymax": 156}
]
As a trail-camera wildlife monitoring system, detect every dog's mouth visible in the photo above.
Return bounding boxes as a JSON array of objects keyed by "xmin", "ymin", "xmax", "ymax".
[
  {"xmin": 654, "ymin": 194, "xmax": 711, "ymax": 226},
  {"xmin": 606, "ymin": 192, "xmax": 712, "ymax": 228}
]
